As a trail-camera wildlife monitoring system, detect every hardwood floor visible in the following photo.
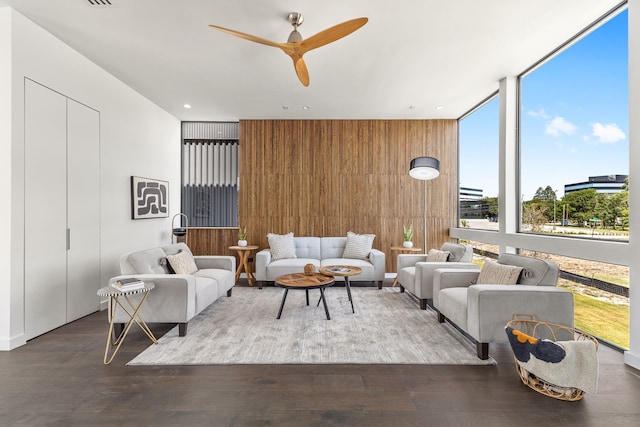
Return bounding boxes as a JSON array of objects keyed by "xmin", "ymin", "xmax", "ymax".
[{"xmin": 1, "ymin": 280, "xmax": 640, "ymax": 426}]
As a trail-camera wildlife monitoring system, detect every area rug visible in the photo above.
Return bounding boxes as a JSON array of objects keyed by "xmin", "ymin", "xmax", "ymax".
[{"xmin": 128, "ymin": 286, "xmax": 496, "ymax": 365}]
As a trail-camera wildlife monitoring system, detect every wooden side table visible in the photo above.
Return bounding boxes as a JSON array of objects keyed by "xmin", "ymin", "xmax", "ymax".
[
  {"xmin": 229, "ymin": 245, "xmax": 259, "ymax": 286},
  {"xmin": 390, "ymin": 246, "xmax": 423, "ymax": 287},
  {"xmin": 97, "ymin": 283, "xmax": 157, "ymax": 365},
  {"xmin": 319, "ymin": 265, "xmax": 362, "ymax": 314}
]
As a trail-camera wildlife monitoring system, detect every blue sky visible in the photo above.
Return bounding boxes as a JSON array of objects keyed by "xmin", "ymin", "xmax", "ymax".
[{"xmin": 460, "ymin": 9, "xmax": 628, "ymax": 200}]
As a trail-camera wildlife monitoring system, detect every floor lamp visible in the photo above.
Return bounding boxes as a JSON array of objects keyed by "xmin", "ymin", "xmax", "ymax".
[{"xmin": 409, "ymin": 157, "xmax": 440, "ymax": 251}]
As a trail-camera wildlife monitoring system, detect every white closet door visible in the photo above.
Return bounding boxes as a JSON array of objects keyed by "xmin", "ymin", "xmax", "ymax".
[
  {"xmin": 24, "ymin": 80, "xmax": 68, "ymax": 339},
  {"xmin": 66, "ymin": 99, "xmax": 100, "ymax": 322}
]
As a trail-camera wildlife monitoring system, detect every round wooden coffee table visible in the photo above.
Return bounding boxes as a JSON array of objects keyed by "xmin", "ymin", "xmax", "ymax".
[
  {"xmin": 319, "ymin": 265, "xmax": 362, "ymax": 314},
  {"xmin": 274, "ymin": 273, "xmax": 335, "ymax": 320}
]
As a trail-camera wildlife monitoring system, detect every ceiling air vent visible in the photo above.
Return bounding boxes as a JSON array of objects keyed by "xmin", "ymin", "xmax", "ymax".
[{"xmin": 85, "ymin": 0, "xmax": 116, "ymax": 6}]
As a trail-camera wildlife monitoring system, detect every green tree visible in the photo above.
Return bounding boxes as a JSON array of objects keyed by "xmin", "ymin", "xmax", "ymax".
[
  {"xmin": 532, "ymin": 186, "xmax": 557, "ymax": 222},
  {"xmin": 561, "ymin": 188, "xmax": 597, "ymax": 225},
  {"xmin": 483, "ymin": 197, "xmax": 498, "ymax": 218}
]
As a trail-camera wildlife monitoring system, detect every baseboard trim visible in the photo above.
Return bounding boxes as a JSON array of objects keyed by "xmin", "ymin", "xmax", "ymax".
[
  {"xmin": 624, "ymin": 350, "xmax": 640, "ymax": 370},
  {"xmin": 0, "ymin": 333, "xmax": 27, "ymax": 351}
]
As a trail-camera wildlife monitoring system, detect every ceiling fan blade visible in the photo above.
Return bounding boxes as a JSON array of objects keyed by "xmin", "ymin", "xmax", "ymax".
[
  {"xmin": 208, "ymin": 24, "xmax": 284, "ymax": 49},
  {"xmin": 299, "ymin": 17, "xmax": 368, "ymax": 54},
  {"xmin": 293, "ymin": 58, "xmax": 310, "ymax": 87}
]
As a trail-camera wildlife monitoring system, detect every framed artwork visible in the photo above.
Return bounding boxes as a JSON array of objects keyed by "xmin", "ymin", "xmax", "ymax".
[{"xmin": 131, "ymin": 176, "xmax": 169, "ymax": 219}]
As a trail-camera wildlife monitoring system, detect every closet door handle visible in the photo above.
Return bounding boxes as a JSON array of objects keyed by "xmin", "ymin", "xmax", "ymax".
[{"xmin": 67, "ymin": 228, "xmax": 71, "ymax": 250}]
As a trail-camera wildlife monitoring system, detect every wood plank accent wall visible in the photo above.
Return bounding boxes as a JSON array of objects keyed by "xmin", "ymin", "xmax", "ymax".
[{"xmin": 231, "ymin": 119, "xmax": 459, "ymax": 273}]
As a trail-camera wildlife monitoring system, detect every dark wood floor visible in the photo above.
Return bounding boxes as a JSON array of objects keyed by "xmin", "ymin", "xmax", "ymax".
[{"xmin": 2, "ymin": 280, "xmax": 640, "ymax": 426}]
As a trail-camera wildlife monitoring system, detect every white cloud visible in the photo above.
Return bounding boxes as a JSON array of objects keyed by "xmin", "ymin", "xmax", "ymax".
[
  {"xmin": 545, "ymin": 116, "xmax": 577, "ymax": 137},
  {"xmin": 527, "ymin": 108, "xmax": 551, "ymax": 119},
  {"xmin": 592, "ymin": 122, "xmax": 626, "ymax": 144}
]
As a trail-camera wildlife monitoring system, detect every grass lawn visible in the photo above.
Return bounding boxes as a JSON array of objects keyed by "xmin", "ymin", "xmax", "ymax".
[{"xmin": 560, "ymin": 285, "xmax": 629, "ymax": 349}]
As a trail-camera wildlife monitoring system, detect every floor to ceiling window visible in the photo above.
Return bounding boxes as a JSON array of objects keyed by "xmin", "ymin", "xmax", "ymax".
[
  {"xmin": 520, "ymin": 9, "xmax": 629, "ymax": 242},
  {"xmin": 454, "ymin": 5, "xmax": 630, "ymax": 349},
  {"xmin": 459, "ymin": 96, "xmax": 500, "ymax": 230}
]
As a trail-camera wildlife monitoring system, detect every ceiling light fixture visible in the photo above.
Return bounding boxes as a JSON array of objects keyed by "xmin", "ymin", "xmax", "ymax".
[
  {"xmin": 184, "ymin": 104, "xmax": 192, "ymax": 109},
  {"xmin": 435, "ymin": 105, "xmax": 444, "ymax": 110},
  {"xmin": 303, "ymin": 106, "xmax": 311, "ymax": 110}
]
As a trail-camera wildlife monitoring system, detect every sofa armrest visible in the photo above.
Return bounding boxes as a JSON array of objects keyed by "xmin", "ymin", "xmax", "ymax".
[
  {"xmin": 107, "ymin": 274, "xmax": 197, "ymax": 323},
  {"xmin": 397, "ymin": 254, "xmax": 428, "ymax": 271},
  {"xmin": 467, "ymin": 284, "xmax": 574, "ymax": 343},
  {"xmin": 415, "ymin": 262, "xmax": 479, "ymax": 299},
  {"xmin": 432, "ymin": 268, "xmax": 480, "ymax": 308},
  {"xmin": 255, "ymin": 249, "xmax": 272, "ymax": 281},
  {"xmin": 194, "ymin": 255, "xmax": 235, "ymax": 272},
  {"xmin": 369, "ymin": 249, "xmax": 386, "ymax": 280}
]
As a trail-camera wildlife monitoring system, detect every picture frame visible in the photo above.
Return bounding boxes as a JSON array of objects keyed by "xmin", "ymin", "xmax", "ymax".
[{"xmin": 131, "ymin": 176, "xmax": 169, "ymax": 219}]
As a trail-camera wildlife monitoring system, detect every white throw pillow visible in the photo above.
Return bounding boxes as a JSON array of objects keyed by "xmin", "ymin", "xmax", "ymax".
[
  {"xmin": 267, "ymin": 232, "xmax": 297, "ymax": 260},
  {"xmin": 476, "ymin": 260, "xmax": 523, "ymax": 285},
  {"xmin": 427, "ymin": 248, "xmax": 450, "ymax": 262},
  {"xmin": 166, "ymin": 250, "xmax": 198, "ymax": 275},
  {"xmin": 342, "ymin": 231, "xmax": 375, "ymax": 260}
]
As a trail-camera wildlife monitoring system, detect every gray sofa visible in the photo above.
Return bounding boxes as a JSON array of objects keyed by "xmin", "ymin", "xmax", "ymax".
[
  {"xmin": 255, "ymin": 236, "xmax": 386, "ymax": 288},
  {"xmin": 396, "ymin": 242, "xmax": 477, "ymax": 309},
  {"xmin": 433, "ymin": 253, "xmax": 574, "ymax": 359},
  {"xmin": 109, "ymin": 243, "xmax": 235, "ymax": 336}
]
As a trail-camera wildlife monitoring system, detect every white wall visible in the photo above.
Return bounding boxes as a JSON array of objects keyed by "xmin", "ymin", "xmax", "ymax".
[
  {"xmin": 0, "ymin": 8, "xmax": 181, "ymax": 350},
  {"xmin": 0, "ymin": 8, "xmax": 13, "ymax": 348}
]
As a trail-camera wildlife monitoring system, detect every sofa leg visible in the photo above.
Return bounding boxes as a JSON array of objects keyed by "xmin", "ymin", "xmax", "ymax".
[
  {"xmin": 179, "ymin": 323, "xmax": 188, "ymax": 337},
  {"xmin": 227, "ymin": 288, "xmax": 233, "ymax": 297},
  {"xmin": 377, "ymin": 280, "xmax": 383, "ymax": 289},
  {"xmin": 477, "ymin": 342, "xmax": 489, "ymax": 360},
  {"xmin": 399, "ymin": 285, "xmax": 405, "ymax": 293},
  {"xmin": 420, "ymin": 299, "xmax": 428, "ymax": 310},
  {"xmin": 437, "ymin": 312, "xmax": 445, "ymax": 323}
]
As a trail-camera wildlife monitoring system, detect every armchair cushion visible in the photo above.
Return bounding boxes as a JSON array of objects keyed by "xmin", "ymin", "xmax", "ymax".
[
  {"xmin": 342, "ymin": 231, "xmax": 375, "ymax": 260},
  {"xmin": 427, "ymin": 249, "xmax": 450, "ymax": 262},
  {"xmin": 267, "ymin": 232, "xmax": 297, "ymax": 260},
  {"xmin": 476, "ymin": 260, "xmax": 522, "ymax": 285}
]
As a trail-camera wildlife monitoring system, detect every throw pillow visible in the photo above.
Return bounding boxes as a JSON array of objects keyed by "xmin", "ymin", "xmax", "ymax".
[
  {"xmin": 476, "ymin": 260, "xmax": 523, "ymax": 285},
  {"xmin": 166, "ymin": 250, "xmax": 198, "ymax": 275},
  {"xmin": 427, "ymin": 248, "xmax": 450, "ymax": 262},
  {"xmin": 159, "ymin": 257, "xmax": 176, "ymax": 274},
  {"xmin": 267, "ymin": 232, "xmax": 297, "ymax": 260},
  {"xmin": 342, "ymin": 231, "xmax": 375, "ymax": 260}
]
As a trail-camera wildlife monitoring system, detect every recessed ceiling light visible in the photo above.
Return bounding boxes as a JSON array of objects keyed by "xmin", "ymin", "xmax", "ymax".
[
  {"xmin": 282, "ymin": 105, "xmax": 289, "ymax": 110},
  {"xmin": 435, "ymin": 105, "xmax": 444, "ymax": 110},
  {"xmin": 409, "ymin": 106, "xmax": 416, "ymax": 110},
  {"xmin": 184, "ymin": 104, "xmax": 192, "ymax": 109},
  {"xmin": 303, "ymin": 106, "xmax": 311, "ymax": 110}
]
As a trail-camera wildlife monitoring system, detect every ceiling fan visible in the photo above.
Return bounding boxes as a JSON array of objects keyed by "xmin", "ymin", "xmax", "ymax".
[{"xmin": 209, "ymin": 12, "xmax": 368, "ymax": 86}]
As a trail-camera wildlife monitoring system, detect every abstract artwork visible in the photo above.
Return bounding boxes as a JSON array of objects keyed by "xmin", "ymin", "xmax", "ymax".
[{"xmin": 131, "ymin": 176, "xmax": 169, "ymax": 219}]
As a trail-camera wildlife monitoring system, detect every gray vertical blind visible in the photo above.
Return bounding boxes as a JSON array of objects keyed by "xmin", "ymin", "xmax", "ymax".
[{"xmin": 181, "ymin": 122, "xmax": 239, "ymax": 227}]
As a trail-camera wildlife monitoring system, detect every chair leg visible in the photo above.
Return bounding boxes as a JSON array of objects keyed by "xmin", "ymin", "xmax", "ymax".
[
  {"xmin": 420, "ymin": 299, "xmax": 428, "ymax": 310},
  {"xmin": 399, "ymin": 285, "xmax": 405, "ymax": 293},
  {"xmin": 227, "ymin": 288, "xmax": 233, "ymax": 297},
  {"xmin": 377, "ymin": 280, "xmax": 383, "ymax": 289},
  {"xmin": 437, "ymin": 312, "xmax": 445, "ymax": 323},
  {"xmin": 477, "ymin": 342, "xmax": 489, "ymax": 360},
  {"xmin": 179, "ymin": 323, "xmax": 188, "ymax": 337}
]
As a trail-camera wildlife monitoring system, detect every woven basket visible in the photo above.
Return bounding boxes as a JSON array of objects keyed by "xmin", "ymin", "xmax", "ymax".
[{"xmin": 506, "ymin": 314, "xmax": 598, "ymax": 401}]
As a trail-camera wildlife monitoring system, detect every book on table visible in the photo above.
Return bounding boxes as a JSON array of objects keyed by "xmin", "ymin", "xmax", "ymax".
[
  {"xmin": 111, "ymin": 277, "xmax": 145, "ymax": 291},
  {"xmin": 330, "ymin": 267, "xmax": 352, "ymax": 273}
]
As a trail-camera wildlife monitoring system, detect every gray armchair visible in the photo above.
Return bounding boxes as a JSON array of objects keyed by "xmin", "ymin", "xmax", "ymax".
[
  {"xmin": 396, "ymin": 242, "xmax": 477, "ymax": 309},
  {"xmin": 432, "ymin": 253, "xmax": 574, "ymax": 359}
]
